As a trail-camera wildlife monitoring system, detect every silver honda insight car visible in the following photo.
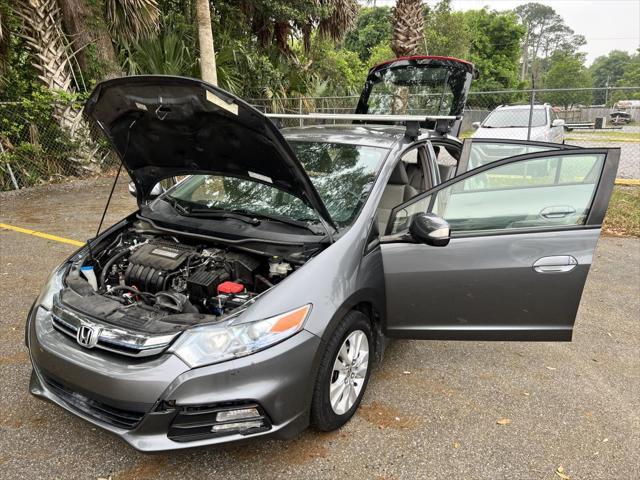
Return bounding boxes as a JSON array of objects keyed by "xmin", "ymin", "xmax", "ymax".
[{"xmin": 26, "ymin": 57, "xmax": 619, "ymax": 451}]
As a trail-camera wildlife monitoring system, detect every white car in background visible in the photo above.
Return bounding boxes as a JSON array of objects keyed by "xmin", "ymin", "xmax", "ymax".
[{"xmin": 472, "ymin": 104, "xmax": 565, "ymax": 143}]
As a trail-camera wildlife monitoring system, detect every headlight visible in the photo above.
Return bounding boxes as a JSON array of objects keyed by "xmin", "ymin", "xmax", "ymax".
[
  {"xmin": 35, "ymin": 265, "xmax": 67, "ymax": 310},
  {"xmin": 172, "ymin": 304, "xmax": 311, "ymax": 368}
]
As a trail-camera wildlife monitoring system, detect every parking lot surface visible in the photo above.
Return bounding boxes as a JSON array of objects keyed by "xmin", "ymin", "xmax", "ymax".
[{"xmin": 1, "ymin": 177, "xmax": 639, "ymax": 480}]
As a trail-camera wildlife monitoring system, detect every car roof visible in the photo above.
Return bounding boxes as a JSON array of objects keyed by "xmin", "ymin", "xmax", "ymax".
[
  {"xmin": 495, "ymin": 104, "xmax": 548, "ymax": 110},
  {"xmin": 281, "ymin": 124, "xmax": 453, "ymax": 148}
]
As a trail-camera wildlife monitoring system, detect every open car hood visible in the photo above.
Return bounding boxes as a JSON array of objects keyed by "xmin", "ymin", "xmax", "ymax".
[
  {"xmin": 84, "ymin": 75, "xmax": 335, "ymax": 228},
  {"xmin": 355, "ymin": 56, "xmax": 478, "ymax": 134}
]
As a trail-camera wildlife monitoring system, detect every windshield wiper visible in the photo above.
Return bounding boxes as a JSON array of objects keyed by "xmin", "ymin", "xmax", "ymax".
[
  {"xmin": 228, "ymin": 208, "xmax": 322, "ymax": 233},
  {"xmin": 184, "ymin": 208, "xmax": 262, "ymax": 226}
]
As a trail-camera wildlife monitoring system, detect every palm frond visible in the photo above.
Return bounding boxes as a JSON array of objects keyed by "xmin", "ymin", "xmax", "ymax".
[
  {"xmin": 319, "ymin": 0, "xmax": 359, "ymax": 42},
  {"xmin": 105, "ymin": 0, "xmax": 160, "ymax": 44}
]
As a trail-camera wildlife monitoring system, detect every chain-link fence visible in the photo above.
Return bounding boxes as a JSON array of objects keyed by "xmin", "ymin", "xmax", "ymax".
[
  {"xmin": 250, "ymin": 86, "xmax": 640, "ymax": 180},
  {"xmin": 1, "ymin": 87, "xmax": 639, "ymax": 191},
  {"xmin": 0, "ymin": 101, "xmax": 118, "ymax": 191}
]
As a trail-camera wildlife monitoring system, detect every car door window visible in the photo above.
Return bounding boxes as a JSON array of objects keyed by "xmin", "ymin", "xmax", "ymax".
[
  {"xmin": 387, "ymin": 152, "xmax": 605, "ymax": 235},
  {"xmin": 457, "ymin": 139, "xmax": 579, "ymax": 174},
  {"xmin": 467, "ymin": 143, "xmax": 561, "ymax": 170}
]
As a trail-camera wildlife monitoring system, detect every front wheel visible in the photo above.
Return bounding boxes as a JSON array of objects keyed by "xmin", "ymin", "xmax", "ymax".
[{"xmin": 311, "ymin": 310, "xmax": 373, "ymax": 431}]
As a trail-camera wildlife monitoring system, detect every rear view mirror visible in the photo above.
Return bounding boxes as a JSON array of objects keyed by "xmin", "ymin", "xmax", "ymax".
[
  {"xmin": 552, "ymin": 119, "xmax": 565, "ymax": 127},
  {"xmin": 472, "ymin": 121, "xmax": 481, "ymax": 129},
  {"xmin": 410, "ymin": 213, "xmax": 451, "ymax": 247}
]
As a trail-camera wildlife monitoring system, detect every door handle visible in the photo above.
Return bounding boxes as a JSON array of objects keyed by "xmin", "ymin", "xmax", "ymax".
[
  {"xmin": 533, "ymin": 255, "xmax": 578, "ymax": 273},
  {"xmin": 540, "ymin": 205, "xmax": 576, "ymax": 219}
]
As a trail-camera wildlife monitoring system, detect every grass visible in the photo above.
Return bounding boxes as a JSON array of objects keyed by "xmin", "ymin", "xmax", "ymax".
[
  {"xmin": 566, "ymin": 130, "xmax": 640, "ymax": 142},
  {"xmin": 603, "ymin": 186, "xmax": 640, "ymax": 237}
]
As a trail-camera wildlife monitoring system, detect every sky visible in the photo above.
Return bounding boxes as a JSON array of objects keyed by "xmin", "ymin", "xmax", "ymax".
[{"xmin": 368, "ymin": 0, "xmax": 640, "ymax": 65}]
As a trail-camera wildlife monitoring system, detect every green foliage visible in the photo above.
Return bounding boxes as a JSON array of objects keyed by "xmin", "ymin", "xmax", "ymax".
[
  {"xmin": 302, "ymin": 38, "xmax": 367, "ymax": 95},
  {"xmin": 611, "ymin": 50, "xmax": 640, "ymax": 103},
  {"xmin": 121, "ymin": 29, "xmax": 197, "ymax": 77},
  {"xmin": 0, "ymin": 88, "xmax": 81, "ymax": 189},
  {"xmin": 423, "ymin": 1, "xmax": 471, "ymax": 60},
  {"xmin": 540, "ymin": 52, "xmax": 592, "ymax": 107},
  {"xmin": 367, "ymin": 43, "xmax": 394, "ymax": 68},
  {"xmin": 463, "ymin": 8, "xmax": 525, "ymax": 106},
  {"xmin": 344, "ymin": 7, "xmax": 392, "ymax": 62},
  {"xmin": 590, "ymin": 50, "xmax": 632, "ymax": 104}
]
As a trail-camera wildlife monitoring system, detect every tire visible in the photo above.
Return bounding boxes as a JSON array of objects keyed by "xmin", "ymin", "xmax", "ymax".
[{"xmin": 311, "ymin": 310, "xmax": 373, "ymax": 431}]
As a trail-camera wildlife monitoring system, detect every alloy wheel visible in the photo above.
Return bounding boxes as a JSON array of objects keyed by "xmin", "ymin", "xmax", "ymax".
[{"xmin": 329, "ymin": 329, "xmax": 369, "ymax": 415}]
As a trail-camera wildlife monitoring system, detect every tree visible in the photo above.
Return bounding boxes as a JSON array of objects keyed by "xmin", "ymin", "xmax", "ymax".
[
  {"xmin": 612, "ymin": 50, "xmax": 640, "ymax": 102},
  {"xmin": 196, "ymin": 0, "xmax": 217, "ymax": 84},
  {"xmin": 540, "ymin": 52, "xmax": 592, "ymax": 108},
  {"xmin": 590, "ymin": 50, "xmax": 632, "ymax": 104},
  {"xmin": 463, "ymin": 8, "xmax": 524, "ymax": 104},
  {"xmin": 515, "ymin": 3, "xmax": 586, "ymax": 85},
  {"xmin": 391, "ymin": 0, "xmax": 424, "ymax": 57},
  {"xmin": 58, "ymin": 0, "xmax": 121, "ymax": 81},
  {"xmin": 423, "ymin": 0, "xmax": 471, "ymax": 60},
  {"xmin": 14, "ymin": 0, "xmax": 98, "ymax": 170},
  {"xmin": 344, "ymin": 6, "xmax": 392, "ymax": 62}
]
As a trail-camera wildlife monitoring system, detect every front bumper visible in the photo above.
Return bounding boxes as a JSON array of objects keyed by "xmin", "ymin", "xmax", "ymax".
[{"xmin": 27, "ymin": 307, "xmax": 321, "ymax": 451}]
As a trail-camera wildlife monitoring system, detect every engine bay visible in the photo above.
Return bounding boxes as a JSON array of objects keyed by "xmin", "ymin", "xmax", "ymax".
[{"xmin": 61, "ymin": 220, "xmax": 313, "ymax": 330}]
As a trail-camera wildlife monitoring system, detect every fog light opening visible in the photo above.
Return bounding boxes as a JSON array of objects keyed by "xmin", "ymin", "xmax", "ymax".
[
  {"xmin": 215, "ymin": 407, "xmax": 261, "ymax": 422},
  {"xmin": 211, "ymin": 419, "xmax": 265, "ymax": 433}
]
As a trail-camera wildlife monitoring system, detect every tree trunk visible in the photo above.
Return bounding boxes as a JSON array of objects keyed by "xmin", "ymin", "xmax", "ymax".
[
  {"xmin": 196, "ymin": 0, "xmax": 217, "ymax": 85},
  {"xmin": 56, "ymin": 0, "xmax": 121, "ymax": 81}
]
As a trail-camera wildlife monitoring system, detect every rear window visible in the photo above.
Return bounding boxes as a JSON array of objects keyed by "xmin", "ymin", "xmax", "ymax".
[{"xmin": 361, "ymin": 63, "xmax": 471, "ymax": 117}]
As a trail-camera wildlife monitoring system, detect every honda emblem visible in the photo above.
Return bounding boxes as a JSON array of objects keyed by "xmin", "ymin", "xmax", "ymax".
[{"xmin": 76, "ymin": 324, "xmax": 100, "ymax": 348}]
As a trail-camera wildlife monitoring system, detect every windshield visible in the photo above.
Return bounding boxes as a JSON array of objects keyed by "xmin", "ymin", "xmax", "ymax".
[
  {"xmin": 290, "ymin": 142, "xmax": 386, "ymax": 226},
  {"xmin": 166, "ymin": 142, "xmax": 386, "ymax": 229},
  {"xmin": 483, "ymin": 108, "xmax": 547, "ymax": 128}
]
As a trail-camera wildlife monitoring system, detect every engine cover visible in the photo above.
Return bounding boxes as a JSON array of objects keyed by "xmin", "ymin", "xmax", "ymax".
[{"xmin": 125, "ymin": 242, "xmax": 194, "ymax": 292}]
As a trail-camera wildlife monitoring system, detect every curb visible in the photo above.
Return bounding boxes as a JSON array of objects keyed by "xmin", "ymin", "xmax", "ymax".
[{"xmin": 615, "ymin": 179, "xmax": 640, "ymax": 186}]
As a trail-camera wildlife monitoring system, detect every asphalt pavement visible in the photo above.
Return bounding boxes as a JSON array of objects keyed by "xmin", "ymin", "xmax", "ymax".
[{"xmin": 0, "ymin": 177, "xmax": 638, "ymax": 480}]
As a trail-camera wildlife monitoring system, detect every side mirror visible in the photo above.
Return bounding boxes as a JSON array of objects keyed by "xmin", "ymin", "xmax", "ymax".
[
  {"xmin": 409, "ymin": 213, "xmax": 451, "ymax": 247},
  {"xmin": 471, "ymin": 121, "xmax": 481, "ymax": 129},
  {"xmin": 552, "ymin": 119, "xmax": 565, "ymax": 127},
  {"xmin": 128, "ymin": 181, "xmax": 165, "ymax": 199}
]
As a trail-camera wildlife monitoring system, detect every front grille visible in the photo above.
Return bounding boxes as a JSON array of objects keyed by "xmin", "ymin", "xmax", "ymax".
[
  {"xmin": 43, "ymin": 375, "xmax": 145, "ymax": 430},
  {"xmin": 50, "ymin": 308, "xmax": 176, "ymax": 358}
]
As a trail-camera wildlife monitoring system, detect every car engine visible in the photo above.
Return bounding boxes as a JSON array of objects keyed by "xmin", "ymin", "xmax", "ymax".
[{"xmin": 80, "ymin": 227, "xmax": 295, "ymax": 318}]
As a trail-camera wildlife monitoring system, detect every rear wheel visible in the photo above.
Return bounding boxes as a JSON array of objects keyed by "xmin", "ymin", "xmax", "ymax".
[{"xmin": 311, "ymin": 310, "xmax": 373, "ymax": 431}]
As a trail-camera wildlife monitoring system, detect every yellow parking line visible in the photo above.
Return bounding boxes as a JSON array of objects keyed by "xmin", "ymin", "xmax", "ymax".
[
  {"xmin": 615, "ymin": 178, "xmax": 640, "ymax": 186},
  {"xmin": 0, "ymin": 223, "xmax": 85, "ymax": 247}
]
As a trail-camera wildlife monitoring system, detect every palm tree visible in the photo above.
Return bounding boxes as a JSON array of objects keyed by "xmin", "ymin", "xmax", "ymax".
[
  {"xmin": 14, "ymin": 0, "xmax": 82, "ymax": 127},
  {"xmin": 104, "ymin": 0, "xmax": 160, "ymax": 44},
  {"xmin": 0, "ymin": 6, "xmax": 9, "ymax": 77},
  {"xmin": 391, "ymin": 0, "xmax": 425, "ymax": 57},
  {"xmin": 196, "ymin": 0, "xmax": 217, "ymax": 85},
  {"xmin": 318, "ymin": 0, "xmax": 359, "ymax": 42}
]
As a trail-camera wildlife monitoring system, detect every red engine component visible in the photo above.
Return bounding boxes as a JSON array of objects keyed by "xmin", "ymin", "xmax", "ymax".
[{"xmin": 217, "ymin": 281, "xmax": 245, "ymax": 294}]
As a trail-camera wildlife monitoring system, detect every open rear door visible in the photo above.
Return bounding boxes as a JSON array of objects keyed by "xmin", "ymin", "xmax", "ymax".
[{"xmin": 355, "ymin": 56, "xmax": 478, "ymax": 135}]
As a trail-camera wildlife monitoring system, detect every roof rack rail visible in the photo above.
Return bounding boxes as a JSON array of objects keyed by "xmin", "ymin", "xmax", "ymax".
[{"xmin": 265, "ymin": 113, "xmax": 459, "ymax": 137}]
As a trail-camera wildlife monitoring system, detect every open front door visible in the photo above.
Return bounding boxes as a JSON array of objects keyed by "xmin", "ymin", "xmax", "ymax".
[{"xmin": 380, "ymin": 147, "xmax": 619, "ymax": 341}]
